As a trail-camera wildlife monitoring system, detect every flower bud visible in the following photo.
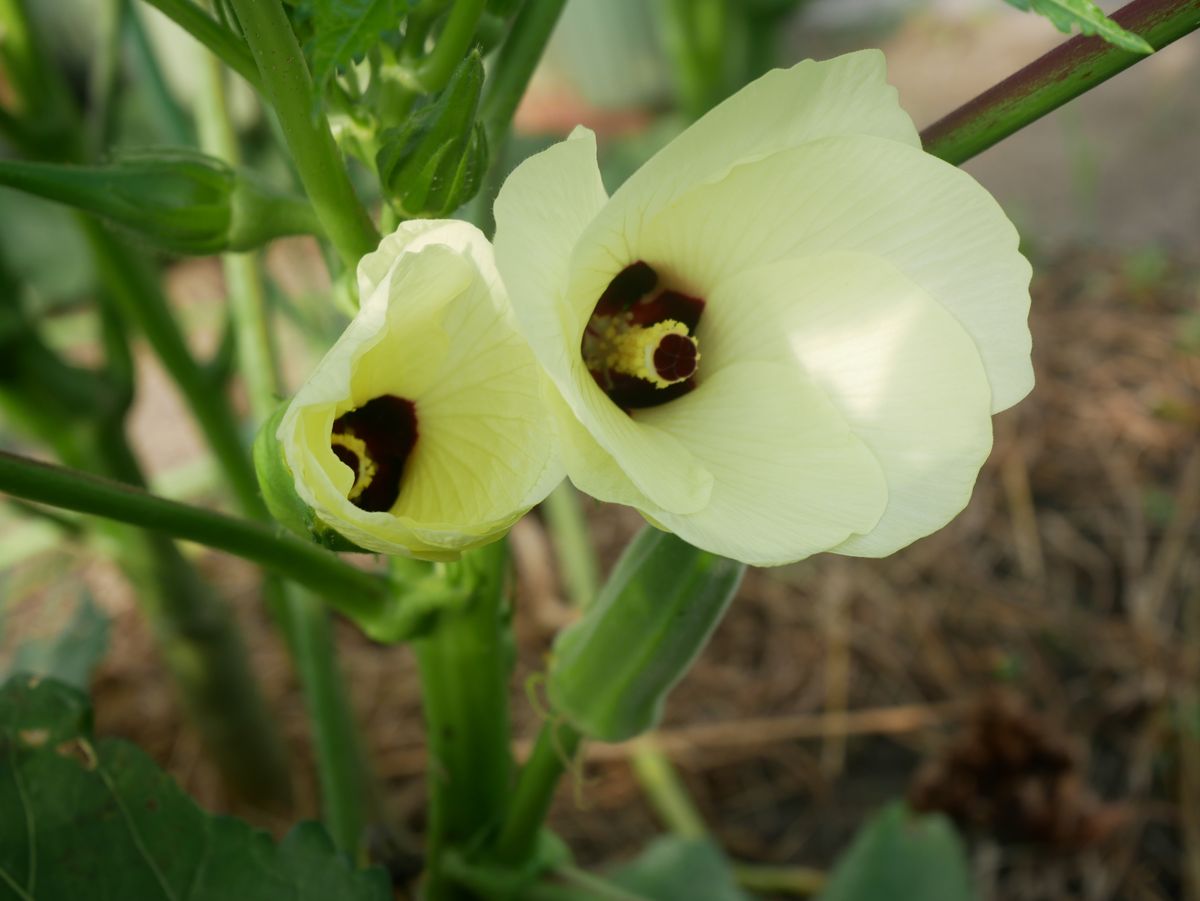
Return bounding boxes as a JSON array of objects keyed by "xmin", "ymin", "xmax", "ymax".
[
  {"xmin": 376, "ymin": 52, "xmax": 489, "ymax": 218},
  {"xmin": 276, "ymin": 219, "xmax": 560, "ymax": 561},
  {"xmin": 0, "ymin": 150, "xmax": 319, "ymax": 255}
]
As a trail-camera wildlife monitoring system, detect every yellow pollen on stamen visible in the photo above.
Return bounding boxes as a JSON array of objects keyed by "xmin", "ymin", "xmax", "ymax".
[
  {"xmin": 606, "ymin": 319, "xmax": 699, "ymax": 388},
  {"xmin": 331, "ymin": 432, "xmax": 377, "ymax": 500}
]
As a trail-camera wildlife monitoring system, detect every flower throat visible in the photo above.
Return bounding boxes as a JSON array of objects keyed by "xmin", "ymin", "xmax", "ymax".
[
  {"xmin": 582, "ymin": 261, "xmax": 704, "ymax": 410},
  {"xmin": 330, "ymin": 394, "xmax": 417, "ymax": 512}
]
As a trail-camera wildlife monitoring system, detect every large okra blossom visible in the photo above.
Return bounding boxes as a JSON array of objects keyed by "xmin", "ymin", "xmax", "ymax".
[
  {"xmin": 278, "ymin": 220, "xmax": 560, "ymax": 559},
  {"xmin": 493, "ymin": 50, "xmax": 1033, "ymax": 566}
]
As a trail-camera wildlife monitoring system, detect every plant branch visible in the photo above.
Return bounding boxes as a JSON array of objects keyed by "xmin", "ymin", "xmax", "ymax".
[
  {"xmin": 479, "ymin": 0, "xmax": 568, "ymax": 147},
  {"xmin": 0, "ymin": 450, "xmax": 391, "ymax": 611},
  {"xmin": 136, "ymin": 0, "xmax": 263, "ymax": 93},
  {"xmin": 921, "ymin": 0, "xmax": 1200, "ymax": 165},
  {"xmin": 491, "ymin": 718, "xmax": 582, "ymax": 865},
  {"xmin": 227, "ymin": 0, "xmax": 380, "ymax": 272}
]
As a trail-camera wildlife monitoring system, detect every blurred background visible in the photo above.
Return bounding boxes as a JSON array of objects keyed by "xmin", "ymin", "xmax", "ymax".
[{"xmin": 1, "ymin": 1, "xmax": 1198, "ymax": 899}]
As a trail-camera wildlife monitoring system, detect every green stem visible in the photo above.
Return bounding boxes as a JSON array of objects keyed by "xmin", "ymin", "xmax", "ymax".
[
  {"xmin": 125, "ymin": 0, "xmax": 195, "ymax": 146},
  {"xmin": 628, "ymin": 739, "xmax": 707, "ymax": 840},
  {"xmin": 195, "ymin": 42, "xmax": 371, "ymax": 856},
  {"xmin": 492, "ymin": 719, "xmax": 582, "ymax": 865},
  {"xmin": 0, "ymin": 450, "xmax": 391, "ymax": 610},
  {"xmin": 135, "ymin": 0, "xmax": 263, "ymax": 92},
  {"xmin": 479, "ymin": 0, "xmax": 568, "ymax": 147},
  {"xmin": 415, "ymin": 543, "xmax": 513, "ymax": 897},
  {"xmin": 227, "ymin": 0, "xmax": 380, "ymax": 272},
  {"xmin": 921, "ymin": 0, "xmax": 1200, "ymax": 165},
  {"xmin": 194, "ymin": 52, "xmax": 281, "ymax": 418},
  {"xmin": 274, "ymin": 582, "xmax": 368, "ymax": 852},
  {"xmin": 80, "ymin": 220, "xmax": 264, "ymax": 516},
  {"xmin": 396, "ymin": 0, "xmax": 485, "ymax": 93},
  {"xmin": 541, "ymin": 482, "xmax": 599, "ymax": 610}
]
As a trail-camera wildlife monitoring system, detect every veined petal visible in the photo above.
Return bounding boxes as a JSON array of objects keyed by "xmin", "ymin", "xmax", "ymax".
[
  {"xmin": 545, "ymin": 381, "xmax": 667, "ymax": 517},
  {"xmin": 641, "ymin": 134, "xmax": 1033, "ymax": 413},
  {"xmin": 704, "ymin": 253, "xmax": 994, "ymax": 557},
  {"xmin": 635, "ymin": 362, "xmax": 888, "ymax": 566},
  {"xmin": 494, "ymin": 127, "xmax": 609, "ymax": 385},
  {"xmin": 567, "ymin": 363, "xmax": 712, "ymax": 515},
  {"xmin": 280, "ymin": 230, "xmax": 558, "ymax": 559},
  {"xmin": 569, "ymin": 50, "xmax": 919, "ymax": 282},
  {"xmin": 358, "ymin": 218, "xmax": 505, "ymax": 303}
]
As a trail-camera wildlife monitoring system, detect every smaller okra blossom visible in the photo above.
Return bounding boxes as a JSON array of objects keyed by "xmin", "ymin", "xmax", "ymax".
[
  {"xmin": 493, "ymin": 50, "xmax": 1033, "ymax": 566},
  {"xmin": 278, "ymin": 220, "xmax": 561, "ymax": 560}
]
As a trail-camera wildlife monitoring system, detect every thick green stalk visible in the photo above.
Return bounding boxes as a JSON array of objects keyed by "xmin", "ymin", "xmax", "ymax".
[
  {"xmin": 921, "ymin": 0, "xmax": 1200, "ymax": 165},
  {"xmin": 195, "ymin": 46, "xmax": 370, "ymax": 856},
  {"xmin": 479, "ymin": 0, "xmax": 568, "ymax": 146},
  {"xmin": 491, "ymin": 719, "xmax": 582, "ymax": 865},
  {"xmin": 415, "ymin": 544, "xmax": 513, "ymax": 898},
  {"xmin": 136, "ymin": 0, "xmax": 263, "ymax": 92},
  {"xmin": 0, "ymin": 450, "xmax": 391, "ymax": 610},
  {"xmin": 226, "ymin": 0, "xmax": 379, "ymax": 272}
]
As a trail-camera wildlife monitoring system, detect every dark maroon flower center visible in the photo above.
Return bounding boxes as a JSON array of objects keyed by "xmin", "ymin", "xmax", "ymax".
[
  {"xmin": 582, "ymin": 261, "xmax": 705, "ymax": 410},
  {"xmin": 330, "ymin": 394, "xmax": 418, "ymax": 512}
]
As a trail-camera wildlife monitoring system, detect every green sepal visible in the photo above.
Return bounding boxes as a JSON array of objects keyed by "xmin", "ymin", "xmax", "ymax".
[
  {"xmin": 548, "ymin": 526, "xmax": 745, "ymax": 742},
  {"xmin": 0, "ymin": 150, "xmax": 320, "ymax": 256},
  {"xmin": 353, "ymin": 573, "xmax": 472, "ymax": 644},
  {"xmin": 252, "ymin": 404, "xmax": 369, "ymax": 554},
  {"xmin": 375, "ymin": 50, "xmax": 489, "ymax": 218}
]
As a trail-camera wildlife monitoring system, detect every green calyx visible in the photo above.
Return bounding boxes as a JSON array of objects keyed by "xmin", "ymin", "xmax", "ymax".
[
  {"xmin": 376, "ymin": 50, "xmax": 489, "ymax": 219},
  {"xmin": 253, "ymin": 405, "xmax": 367, "ymax": 555},
  {"xmin": 0, "ymin": 150, "xmax": 320, "ymax": 255}
]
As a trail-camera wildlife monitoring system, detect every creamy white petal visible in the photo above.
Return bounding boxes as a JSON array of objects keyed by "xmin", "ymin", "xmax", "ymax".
[
  {"xmin": 357, "ymin": 218, "xmax": 504, "ymax": 302},
  {"xmin": 634, "ymin": 362, "xmax": 888, "ymax": 565},
  {"xmin": 494, "ymin": 127, "xmax": 609, "ymax": 385},
  {"xmin": 562, "ymin": 51, "xmax": 920, "ymax": 305},
  {"xmin": 544, "ymin": 380, "xmax": 668, "ymax": 517},
  {"xmin": 703, "ymin": 252, "xmax": 994, "ymax": 557},
  {"xmin": 640, "ymin": 135, "xmax": 1033, "ymax": 412},
  {"xmin": 281, "ymin": 239, "xmax": 558, "ymax": 559}
]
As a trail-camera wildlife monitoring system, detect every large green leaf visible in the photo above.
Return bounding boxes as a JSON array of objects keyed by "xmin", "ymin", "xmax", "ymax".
[
  {"xmin": 819, "ymin": 802, "xmax": 975, "ymax": 901},
  {"xmin": 1004, "ymin": 0, "xmax": 1153, "ymax": 53},
  {"xmin": 609, "ymin": 837, "xmax": 750, "ymax": 901},
  {"xmin": 308, "ymin": 0, "xmax": 404, "ymax": 95},
  {"xmin": 0, "ymin": 675, "xmax": 391, "ymax": 901},
  {"xmin": 548, "ymin": 527, "xmax": 745, "ymax": 742}
]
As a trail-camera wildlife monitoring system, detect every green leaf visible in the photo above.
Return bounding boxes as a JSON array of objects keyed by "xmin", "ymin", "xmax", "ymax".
[
  {"xmin": 819, "ymin": 802, "xmax": 975, "ymax": 901},
  {"xmin": 548, "ymin": 527, "xmax": 745, "ymax": 742},
  {"xmin": 1003, "ymin": 0, "xmax": 1154, "ymax": 53},
  {"xmin": 609, "ymin": 837, "xmax": 750, "ymax": 901},
  {"xmin": 8, "ymin": 591, "xmax": 109, "ymax": 690},
  {"xmin": 0, "ymin": 675, "xmax": 391, "ymax": 901},
  {"xmin": 308, "ymin": 0, "xmax": 404, "ymax": 95}
]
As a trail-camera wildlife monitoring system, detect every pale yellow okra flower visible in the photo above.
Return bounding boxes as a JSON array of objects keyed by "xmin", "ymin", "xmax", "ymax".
[
  {"xmin": 278, "ymin": 220, "xmax": 561, "ymax": 560},
  {"xmin": 493, "ymin": 50, "xmax": 1033, "ymax": 566}
]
